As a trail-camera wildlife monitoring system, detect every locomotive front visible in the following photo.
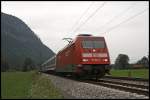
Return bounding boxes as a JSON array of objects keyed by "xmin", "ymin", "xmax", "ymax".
[{"xmin": 74, "ymin": 34, "xmax": 110, "ymax": 78}]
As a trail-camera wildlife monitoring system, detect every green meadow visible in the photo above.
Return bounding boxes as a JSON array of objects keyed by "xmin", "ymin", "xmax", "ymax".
[
  {"xmin": 110, "ymin": 69, "xmax": 149, "ymax": 79},
  {"xmin": 1, "ymin": 71, "xmax": 63, "ymax": 99}
]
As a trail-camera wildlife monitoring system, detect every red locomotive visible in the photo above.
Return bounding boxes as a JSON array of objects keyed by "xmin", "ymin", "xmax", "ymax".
[{"xmin": 42, "ymin": 34, "xmax": 111, "ymax": 79}]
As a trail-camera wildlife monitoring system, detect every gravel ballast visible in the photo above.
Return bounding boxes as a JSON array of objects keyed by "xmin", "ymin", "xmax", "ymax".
[{"xmin": 44, "ymin": 74, "xmax": 149, "ymax": 99}]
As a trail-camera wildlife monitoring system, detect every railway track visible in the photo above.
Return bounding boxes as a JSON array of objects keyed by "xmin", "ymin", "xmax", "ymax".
[
  {"xmin": 84, "ymin": 77, "xmax": 149, "ymax": 96},
  {"xmin": 98, "ymin": 79, "xmax": 149, "ymax": 89},
  {"xmin": 42, "ymin": 71, "xmax": 149, "ymax": 96},
  {"xmin": 104, "ymin": 75, "xmax": 149, "ymax": 82}
]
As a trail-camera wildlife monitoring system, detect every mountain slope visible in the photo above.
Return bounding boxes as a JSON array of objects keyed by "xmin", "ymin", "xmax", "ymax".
[{"xmin": 1, "ymin": 12, "xmax": 55, "ymax": 70}]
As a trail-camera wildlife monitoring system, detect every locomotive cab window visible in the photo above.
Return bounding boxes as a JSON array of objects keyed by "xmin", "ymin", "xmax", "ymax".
[
  {"xmin": 82, "ymin": 41, "xmax": 93, "ymax": 48},
  {"xmin": 93, "ymin": 41, "xmax": 105, "ymax": 48},
  {"xmin": 82, "ymin": 40, "xmax": 105, "ymax": 48}
]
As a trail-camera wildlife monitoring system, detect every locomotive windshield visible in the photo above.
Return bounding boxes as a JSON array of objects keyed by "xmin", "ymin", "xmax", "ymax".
[{"xmin": 82, "ymin": 40, "xmax": 105, "ymax": 48}]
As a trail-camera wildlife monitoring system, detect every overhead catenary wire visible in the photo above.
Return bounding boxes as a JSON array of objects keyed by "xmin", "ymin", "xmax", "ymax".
[
  {"xmin": 102, "ymin": 8, "xmax": 148, "ymax": 33},
  {"xmin": 54, "ymin": 2, "xmax": 94, "ymax": 53},
  {"xmin": 73, "ymin": 2, "xmax": 106, "ymax": 34},
  {"xmin": 99, "ymin": 2, "xmax": 136, "ymax": 31},
  {"xmin": 60, "ymin": 2, "xmax": 106, "ymax": 50},
  {"xmin": 67, "ymin": 2, "xmax": 95, "ymax": 36},
  {"xmin": 55, "ymin": 2, "xmax": 102, "ymax": 53},
  {"xmin": 55, "ymin": 6, "xmax": 148, "ymax": 54}
]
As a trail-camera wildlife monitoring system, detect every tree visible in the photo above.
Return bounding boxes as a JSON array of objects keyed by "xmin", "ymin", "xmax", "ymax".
[
  {"xmin": 1, "ymin": 59, "xmax": 9, "ymax": 72},
  {"xmin": 114, "ymin": 54, "xmax": 130, "ymax": 69},
  {"xmin": 23, "ymin": 57, "xmax": 34, "ymax": 71},
  {"xmin": 136, "ymin": 56, "xmax": 149, "ymax": 68}
]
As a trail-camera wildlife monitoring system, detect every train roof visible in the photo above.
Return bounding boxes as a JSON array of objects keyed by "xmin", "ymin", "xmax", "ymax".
[
  {"xmin": 41, "ymin": 55, "xmax": 56, "ymax": 66},
  {"xmin": 77, "ymin": 34, "xmax": 92, "ymax": 36},
  {"xmin": 77, "ymin": 34, "xmax": 104, "ymax": 38},
  {"xmin": 57, "ymin": 34, "xmax": 105, "ymax": 54}
]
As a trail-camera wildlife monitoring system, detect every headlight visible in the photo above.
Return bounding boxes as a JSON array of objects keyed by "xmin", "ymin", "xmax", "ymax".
[
  {"xmin": 82, "ymin": 59, "xmax": 88, "ymax": 62},
  {"xmin": 103, "ymin": 59, "xmax": 108, "ymax": 62}
]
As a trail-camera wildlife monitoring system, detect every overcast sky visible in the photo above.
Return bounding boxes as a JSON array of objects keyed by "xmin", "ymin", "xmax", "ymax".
[{"xmin": 1, "ymin": 1, "xmax": 149, "ymax": 63}]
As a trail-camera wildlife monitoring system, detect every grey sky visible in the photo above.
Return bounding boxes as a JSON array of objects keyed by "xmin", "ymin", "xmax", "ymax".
[{"xmin": 1, "ymin": 1, "xmax": 149, "ymax": 63}]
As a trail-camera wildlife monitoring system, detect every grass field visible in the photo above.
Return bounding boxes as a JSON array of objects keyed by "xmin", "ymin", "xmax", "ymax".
[
  {"xmin": 110, "ymin": 69, "xmax": 149, "ymax": 79},
  {"xmin": 1, "ymin": 72, "xmax": 33, "ymax": 99},
  {"xmin": 30, "ymin": 72, "xmax": 63, "ymax": 99},
  {"xmin": 1, "ymin": 71, "xmax": 63, "ymax": 99}
]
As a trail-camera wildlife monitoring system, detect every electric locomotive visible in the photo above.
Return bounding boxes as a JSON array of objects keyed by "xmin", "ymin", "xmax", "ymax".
[{"xmin": 42, "ymin": 34, "xmax": 111, "ymax": 79}]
